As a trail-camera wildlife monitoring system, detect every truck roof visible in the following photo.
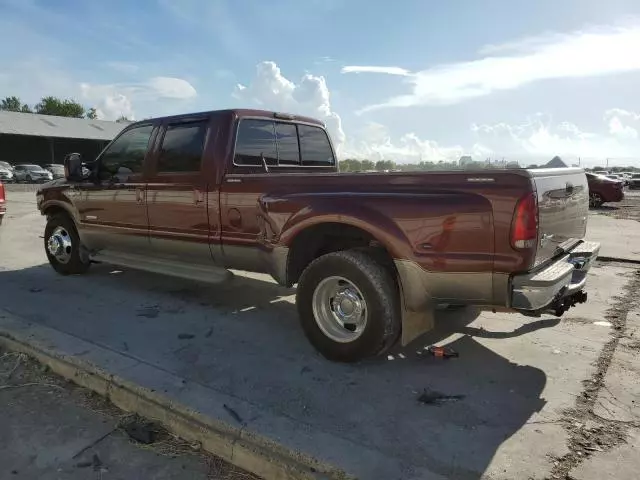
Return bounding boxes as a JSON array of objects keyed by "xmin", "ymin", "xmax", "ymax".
[{"xmin": 126, "ymin": 108, "xmax": 326, "ymax": 129}]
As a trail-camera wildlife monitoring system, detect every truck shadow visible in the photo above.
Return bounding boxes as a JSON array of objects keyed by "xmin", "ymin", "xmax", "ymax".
[{"xmin": 0, "ymin": 263, "xmax": 553, "ymax": 479}]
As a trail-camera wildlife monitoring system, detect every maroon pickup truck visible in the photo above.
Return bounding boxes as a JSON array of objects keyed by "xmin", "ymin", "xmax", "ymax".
[{"xmin": 36, "ymin": 109, "xmax": 600, "ymax": 362}]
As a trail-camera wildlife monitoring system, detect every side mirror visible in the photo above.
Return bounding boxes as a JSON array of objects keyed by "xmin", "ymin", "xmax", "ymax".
[{"xmin": 64, "ymin": 153, "xmax": 84, "ymax": 181}]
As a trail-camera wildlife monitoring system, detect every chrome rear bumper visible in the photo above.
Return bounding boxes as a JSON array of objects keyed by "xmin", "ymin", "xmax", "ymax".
[{"xmin": 511, "ymin": 241, "xmax": 601, "ymax": 313}]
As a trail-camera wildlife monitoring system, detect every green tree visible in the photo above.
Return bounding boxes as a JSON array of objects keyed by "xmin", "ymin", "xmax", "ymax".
[
  {"xmin": 116, "ymin": 115, "xmax": 132, "ymax": 123},
  {"xmin": 375, "ymin": 160, "xmax": 396, "ymax": 171},
  {"xmin": 35, "ymin": 96, "xmax": 85, "ymax": 118},
  {"xmin": 85, "ymin": 107, "xmax": 98, "ymax": 120},
  {"xmin": 339, "ymin": 158, "xmax": 363, "ymax": 172},
  {"xmin": 360, "ymin": 159, "xmax": 375, "ymax": 171},
  {"xmin": 1, "ymin": 96, "xmax": 32, "ymax": 113}
]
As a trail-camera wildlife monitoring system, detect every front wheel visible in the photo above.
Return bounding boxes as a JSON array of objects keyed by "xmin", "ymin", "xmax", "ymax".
[
  {"xmin": 296, "ymin": 250, "xmax": 401, "ymax": 362},
  {"xmin": 589, "ymin": 192, "xmax": 603, "ymax": 208},
  {"xmin": 44, "ymin": 214, "xmax": 90, "ymax": 275}
]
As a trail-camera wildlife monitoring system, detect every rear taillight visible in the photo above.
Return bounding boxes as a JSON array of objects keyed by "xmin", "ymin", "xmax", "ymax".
[
  {"xmin": 510, "ymin": 192, "xmax": 538, "ymax": 249},
  {"xmin": 0, "ymin": 182, "xmax": 5, "ymax": 202}
]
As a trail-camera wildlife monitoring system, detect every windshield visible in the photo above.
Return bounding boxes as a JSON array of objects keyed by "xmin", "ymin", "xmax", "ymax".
[
  {"xmin": 23, "ymin": 165, "xmax": 45, "ymax": 172},
  {"xmin": 48, "ymin": 165, "xmax": 64, "ymax": 171},
  {"xmin": 0, "ymin": 161, "xmax": 11, "ymax": 169}
]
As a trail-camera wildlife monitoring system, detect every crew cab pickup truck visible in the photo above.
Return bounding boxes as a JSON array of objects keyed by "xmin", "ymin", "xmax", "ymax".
[{"xmin": 36, "ymin": 109, "xmax": 600, "ymax": 362}]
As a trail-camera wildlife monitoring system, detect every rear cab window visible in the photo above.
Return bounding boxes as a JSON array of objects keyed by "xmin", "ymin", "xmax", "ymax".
[{"xmin": 233, "ymin": 118, "xmax": 335, "ymax": 171}]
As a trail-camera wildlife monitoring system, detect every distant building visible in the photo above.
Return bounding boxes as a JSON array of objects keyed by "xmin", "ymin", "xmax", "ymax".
[{"xmin": 0, "ymin": 111, "xmax": 126, "ymax": 166}]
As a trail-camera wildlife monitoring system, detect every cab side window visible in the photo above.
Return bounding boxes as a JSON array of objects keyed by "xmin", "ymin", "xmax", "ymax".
[
  {"xmin": 298, "ymin": 124, "xmax": 335, "ymax": 166},
  {"xmin": 157, "ymin": 121, "xmax": 207, "ymax": 173},
  {"xmin": 99, "ymin": 125, "xmax": 154, "ymax": 180},
  {"xmin": 234, "ymin": 119, "xmax": 277, "ymax": 166}
]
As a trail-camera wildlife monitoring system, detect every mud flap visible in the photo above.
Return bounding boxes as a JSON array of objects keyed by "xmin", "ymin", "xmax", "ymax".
[{"xmin": 400, "ymin": 304, "xmax": 435, "ymax": 346}]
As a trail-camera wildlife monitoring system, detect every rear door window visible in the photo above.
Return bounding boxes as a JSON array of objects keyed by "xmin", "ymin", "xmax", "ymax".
[{"xmin": 157, "ymin": 120, "xmax": 207, "ymax": 173}]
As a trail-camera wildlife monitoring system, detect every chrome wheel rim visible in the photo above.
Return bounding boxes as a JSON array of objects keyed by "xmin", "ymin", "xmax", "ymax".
[
  {"xmin": 47, "ymin": 226, "xmax": 73, "ymax": 264},
  {"xmin": 589, "ymin": 193, "xmax": 601, "ymax": 207},
  {"xmin": 312, "ymin": 276, "xmax": 368, "ymax": 343}
]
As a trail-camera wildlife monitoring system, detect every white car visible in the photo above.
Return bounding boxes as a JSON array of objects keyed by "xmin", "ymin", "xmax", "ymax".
[
  {"xmin": 13, "ymin": 164, "xmax": 53, "ymax": 183},
  {"xmin": 0, "ymin": 161, "xmax": 14, "ymax": 183}
]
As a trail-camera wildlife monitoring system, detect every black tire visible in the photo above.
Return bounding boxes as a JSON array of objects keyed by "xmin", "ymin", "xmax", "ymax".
[
  {"xmin": 26, "ymin": 175, "xmax": 32, "ymax": 183},
  {"xmin": 296, "ymin": 249, "xmax": 401, "ymax": 362},
  {"xmin": 589, "ymin": 192, "xmax": 603, "ymax": 208},
  {"xmin": 44, "ymin": 214, "xmax": 90, "ymax": 275}
]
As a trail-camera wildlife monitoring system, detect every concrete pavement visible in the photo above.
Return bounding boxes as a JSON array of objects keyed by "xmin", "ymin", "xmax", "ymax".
[
  {"xmin": 586, "ymin": 215, "xmax": 640, "ymax": 262},
  {"xmin": 1, "ymin": 191, "xmax": 640, "ymax": 479}
]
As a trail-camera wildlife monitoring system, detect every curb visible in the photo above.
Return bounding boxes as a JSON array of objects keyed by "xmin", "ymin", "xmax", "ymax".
[{"xmin": 0, "ymin": 318, "xmax": 348, "ymax": 480}]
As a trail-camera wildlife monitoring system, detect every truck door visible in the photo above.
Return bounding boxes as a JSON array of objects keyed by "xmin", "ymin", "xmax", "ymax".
[
  {"xmin": 74, "ymin": 123, "xmax": 156, "ymax": 254},
  {"xmin": 145, "ymin": 117, "xmax": 220, "ymax": 264}
]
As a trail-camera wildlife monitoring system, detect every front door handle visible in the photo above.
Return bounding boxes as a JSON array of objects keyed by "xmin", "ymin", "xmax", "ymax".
[
  {"xmin": 193, "ymin": 189, "xmax": 205, "ymax": 205},
  {"xmin": 135, "ymin": 188, "xmax": 145, "ymax": 204}
]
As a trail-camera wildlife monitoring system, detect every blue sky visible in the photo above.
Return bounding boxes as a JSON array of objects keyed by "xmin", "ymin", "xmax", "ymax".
[{"xmin": 2, "ymin": 0, "xmax": 640, "ymax": 166}]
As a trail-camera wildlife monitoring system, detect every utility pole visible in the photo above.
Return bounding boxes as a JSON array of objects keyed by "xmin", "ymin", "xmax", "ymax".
[{"xmin": 606, "ymin": 158, "xmax": 609, "ymax": 169}]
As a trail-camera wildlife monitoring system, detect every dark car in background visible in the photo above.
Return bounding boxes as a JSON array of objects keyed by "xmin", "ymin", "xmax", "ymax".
[
  {"xmin": 44, "ymin": 164, "xmax": 65, "ymax": 179},
  {"xmin": 586, "ymin": 172, "xmax": 624, "ymax": 207},
  {"xmin": 629, "ymin": 173, "xmax": 640, "ymax": 190}
]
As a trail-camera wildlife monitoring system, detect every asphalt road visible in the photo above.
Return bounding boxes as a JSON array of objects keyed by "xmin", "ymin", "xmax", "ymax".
[{"xmin": 1, "ymin": 190, "xmax": 639, "ymax": 480}]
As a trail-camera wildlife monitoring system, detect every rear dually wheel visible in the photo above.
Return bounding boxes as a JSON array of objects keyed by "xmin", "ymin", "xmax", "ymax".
[{"xmin": 296, "ymin": 249, "xmax": 401, "ymax": 362}]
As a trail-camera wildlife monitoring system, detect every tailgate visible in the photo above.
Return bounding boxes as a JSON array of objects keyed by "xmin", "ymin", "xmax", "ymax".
[{"xmin": 529, "ymin": 168, "xmax": 589, "ymax": 267}]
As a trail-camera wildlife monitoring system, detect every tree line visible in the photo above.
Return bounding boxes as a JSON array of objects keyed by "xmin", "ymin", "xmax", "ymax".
[
  {"xmin": 339, "ymin": 158, "xmax": 640, "ymax": 173},
  {"xmin": 0, "ymin": 95, "xmax": 130, "ymax": 122},
  {"xmin": 338, "ymin": 158, "xmax": 523, "ymax": 172}
]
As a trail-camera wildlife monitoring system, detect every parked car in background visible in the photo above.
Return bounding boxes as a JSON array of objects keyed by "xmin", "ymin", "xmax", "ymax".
[
  {"xmin": 0, "ymin": 179, "xmax": 5, "ymax": 225},
  {"xmin": 37, "ymin": 108, "xmax": 600, "ymax": 362},
  {"xmin": 44, "ymin": 164, "xmax": 65, "ymax": 179},
  {"xmin": 629, "ymin": 173, "xmax": 640, "ymax": 190},
  {"xmin": 0, "ymin": 161, "xmax": 14, "ymax": 183},
  {"xmin": 13, "ymin": 164, "xmax": 53, "ymax": 183},
  {"xmin": 605, "ymin": 174, "xmax": 628, "ymax": 186},
  {"xmin": 586, "ymin": 172, "xmax": 624, "ymax": 207}
]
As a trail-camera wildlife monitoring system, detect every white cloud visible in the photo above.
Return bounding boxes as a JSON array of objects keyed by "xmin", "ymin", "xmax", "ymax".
[
  {"xmin": 340, "ymin": 66, "xmax": 411, "ymax": 76},
  {"xmin": 607, "ymin": 116, "xmax": 638, "ymax": 139},
  {"xmin": 80, "ymin": 76, "xmax": 197, "ymax": 120},
  {"xmin": 94, "ymin": 94, "xmax": 135, "ymax": 121},
  {"xmin": 605, "ymin": 108, "xmax": 640, "ymax": 121},
  {"xmin": 233, "ymin": 61, "xmax": 346, "ymax": 151},
  {"xmin": 233, "ymin": 61, "xmax": 484, "ymax": 163},
  {"xmin": 343, "ymin": 23, "xmax": 640, "ymax": 112},
  {"xmin": 147, "ymin": 76, "xmax": 197, "ymax": 99},
  {"xmin": 472, "ymin": 112, "xmax": 640, "ymax": 164},
  {"xmin": 603, "ymin": 108, "xmax": 640, "ymax": 139},
  {"xmin": 341, "ymin": 122, "xmax": 481, "ymax": 163}
]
